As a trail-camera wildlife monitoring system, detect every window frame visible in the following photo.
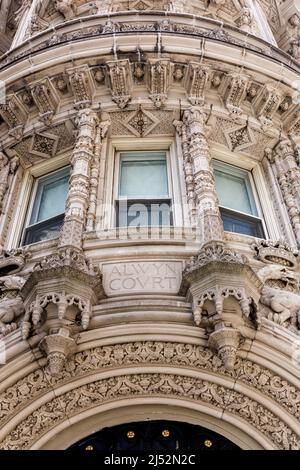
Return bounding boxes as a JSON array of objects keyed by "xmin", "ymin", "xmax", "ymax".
[
  {"xmin": 6, "ymin": 153, "xmax": 71, "ymax": 250},
  {"xmin": 101, "ymin": 137, "xmax": 185, "ymax": 231},
  {"xmin": 212, "ymin": 146, "xmax": 281, "ymax": 241},
  {"xmin": 213, "ymin": 159, "xmax": 267, "ymax": 238},
  {"xmin": 21, "ymin": 166, "xmax": 70, "ymax": 246},
  {"xmin": 115, "ymin": 150, "xmax": 173, "ymax": 228}
]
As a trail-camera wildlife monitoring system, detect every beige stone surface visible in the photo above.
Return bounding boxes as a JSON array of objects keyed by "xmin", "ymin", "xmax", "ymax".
[{"xmin": 0, "ymin": 0, "xmax": 299, "ymax": 451}]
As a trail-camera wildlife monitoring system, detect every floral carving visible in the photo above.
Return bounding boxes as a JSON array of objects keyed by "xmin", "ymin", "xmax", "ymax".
[
  {"xmin": 0, "ymin": 341, "xmax": 299, "ymax": 435},
  {"xmin": 0, "ymin": 370, "xmax": 299, "ymax": 450}
]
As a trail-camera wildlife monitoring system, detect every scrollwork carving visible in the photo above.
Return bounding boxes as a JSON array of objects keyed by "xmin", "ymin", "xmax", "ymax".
[{"xmin": 0, "ymin": 369, "xmax": 299, "ymax": 450}]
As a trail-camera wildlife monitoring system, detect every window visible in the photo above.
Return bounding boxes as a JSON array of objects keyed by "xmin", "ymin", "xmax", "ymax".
[
  {"xmin": 213, "ymin": 160, "xmax": 265, "ymax": 238},
  {"xmin": 21, "ymin": 166, "xmax": 70, "ymax": 245},
  {"xmin": 116, "ymin": 152, "xmax": 173, "ymax": 227}
]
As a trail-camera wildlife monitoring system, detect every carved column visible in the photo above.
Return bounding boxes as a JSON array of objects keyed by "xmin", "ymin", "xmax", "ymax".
[
  {"xmin": 59, "ymin": 108, "xmax": 98, "ymax": 249},
  {"xmin": 86, "ymin": 117, "xmax": 111, "ymax": 231},
  {"xmin": 179, "ymin": 106, "xmax": 224, "ymax": 242},
  {"xmin": 267, "ymin": 140, "xmax": 300, "ymax": 246},
  {"xmin": 0, "ymin": 153, "xmax": 19, "ymax": 213},
  {"xmin": 173, "ymin": 120, "xmax": 196, "ymax": 226}
]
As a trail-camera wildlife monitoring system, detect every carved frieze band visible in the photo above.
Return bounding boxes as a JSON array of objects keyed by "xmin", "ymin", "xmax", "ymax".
[{"xmin": 0, "ymin": 341, "xmax": 299, "ymax": 449}]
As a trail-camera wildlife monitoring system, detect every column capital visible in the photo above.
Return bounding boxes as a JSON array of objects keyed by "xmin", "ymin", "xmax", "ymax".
[
  {"xmin": 74, "ymin": 108, "xmax": 99, "ymax": 128},
  {"xmin": 183, "ymin": 106, "xmax": 208, "ymax": 136},
  {"xmin": 274, "ymin": 139, "xmax": 295, "ymax": 160}
]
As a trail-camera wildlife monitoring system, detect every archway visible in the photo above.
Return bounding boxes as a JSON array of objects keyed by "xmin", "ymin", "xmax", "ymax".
[{"xmin": 0, "ymin": 336, "xmax": 299, "ymax": 450}]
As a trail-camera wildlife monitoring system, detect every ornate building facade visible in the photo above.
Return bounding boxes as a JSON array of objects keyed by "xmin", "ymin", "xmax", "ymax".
[{"xmin": 0, "ymin": 0, "xmax": 299, "ymax": 451}]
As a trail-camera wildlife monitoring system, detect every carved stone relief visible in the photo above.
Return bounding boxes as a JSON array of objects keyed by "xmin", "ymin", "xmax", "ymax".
[
  {"xmin": 253, "ymin": 239, "xmax": 300, "ymax": 330},
  {"xmin": 110, "ymin": 109, "xmax": 175, "ymax": 136},
  {"xmin": 20, "ymin": 247, "xmax": 106, "ymax": 374},
  {"xmin": 0, "ymin": 274, "xmax": 25, "ymax": 337},
  {"xmin": 0, "ymin": 153, "xmax": 19, "ymax": 212},
  {"xmin": 181, "ymin": 241, "xmax": 262, "ymax": 369},
  {"xmin": 0, "ymin": 344, "xmax": 299, "ymax": 449},
  {"xmin": 9, "ymin": 122, "xmax": 75, "ymax": 168},
  {"xmin": 107, "ymin": 59, "xmax": 132, "ymax": 109},
  {"xmin": 102, "ymin": 261, "xmax": 183, "ymax": 295}
]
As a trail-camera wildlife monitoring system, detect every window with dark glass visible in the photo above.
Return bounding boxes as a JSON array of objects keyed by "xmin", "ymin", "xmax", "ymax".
[
  {"xmin": 213, "ymin": 161, "xmax": 265, "ymax": 238},
  {"xmin": 116, "ymin": 152, "xmax": 173, "ymax": 227},
  {"xmin": 21, "ymin": 166, "xmax": 70, "ymax": 245}
]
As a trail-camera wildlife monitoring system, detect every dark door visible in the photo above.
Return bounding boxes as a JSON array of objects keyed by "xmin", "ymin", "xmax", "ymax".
[{"xmin": 69, "ymin": 420, "xmax": 240, "ymax": 451}]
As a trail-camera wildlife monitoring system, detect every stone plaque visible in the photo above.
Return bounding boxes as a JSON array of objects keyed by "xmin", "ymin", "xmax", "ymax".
[{"xmin": 102, "ymin": 261, "xmax": 183, "ymax": 295}]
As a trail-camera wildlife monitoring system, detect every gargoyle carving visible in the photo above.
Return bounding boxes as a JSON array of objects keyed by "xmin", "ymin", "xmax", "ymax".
[
  {"xmin": 257, "ymin": 265, "xmax": 300, "ymax": 289},
  {"xmin": 0, "ymin": 276, "xmax": 25, "ymax": 337},
  {"xmin": 260, "ymin": 287, "xmax": 300, "ymax": 328}
]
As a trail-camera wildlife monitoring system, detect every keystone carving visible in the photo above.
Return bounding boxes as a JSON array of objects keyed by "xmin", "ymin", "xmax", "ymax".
[
  {"xmin": 167, "ymin": 0, "xmax": 186, "ymax": 12},
  {"xmin": 92, "ymin": 0, "xmax": 113, "ymax": 14}
]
